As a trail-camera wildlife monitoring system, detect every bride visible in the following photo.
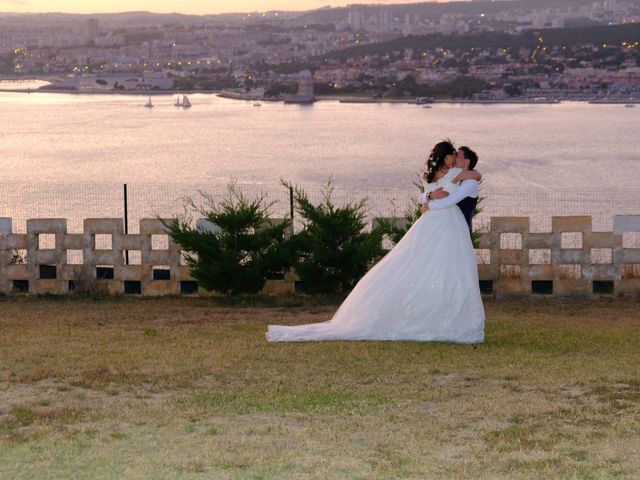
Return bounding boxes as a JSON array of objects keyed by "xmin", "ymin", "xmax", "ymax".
[{"xmin": 267, "ymin": 140, "xmax": 485, "ymax": 343}]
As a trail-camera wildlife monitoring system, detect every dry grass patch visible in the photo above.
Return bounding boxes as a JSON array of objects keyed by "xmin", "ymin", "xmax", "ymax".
[{"xmin": 0, "ymin": 295, "xmax": 639, "ymax": 479}]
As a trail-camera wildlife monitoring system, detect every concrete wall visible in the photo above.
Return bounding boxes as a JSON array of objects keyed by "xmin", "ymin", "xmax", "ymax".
[
  {"xmin": 475, "ymin": 215, "xmax": 640, "ymax": 296},
  {"xmin": 1, "ymin": 216, "xmax": 639, "ymax": 297}
]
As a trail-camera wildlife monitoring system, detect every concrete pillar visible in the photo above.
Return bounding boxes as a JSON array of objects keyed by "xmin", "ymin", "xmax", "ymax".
[
  {"xmin": 0, "ymin": 218, "xmax": 12, "ymax": 293},
  {"xmin": 0, "ymin": 218, "xmax": 11, "ymax": 235}
]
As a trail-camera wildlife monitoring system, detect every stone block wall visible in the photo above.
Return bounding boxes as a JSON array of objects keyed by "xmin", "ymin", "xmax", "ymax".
[
  {"xmin": 476, "ymin": 215, "xmax": 640, "ymax": 296},
  {"xmin": 1, "ymin": 216, "xmax": 639, "ymax": 297}
]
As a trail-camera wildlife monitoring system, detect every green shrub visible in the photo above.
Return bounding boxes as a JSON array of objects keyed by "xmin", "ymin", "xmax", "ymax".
[
  {"xmin": 10, "ymin": 249, "xmax": 26, "ymax": 264},
  {"xmin": 285, "ymin": 180, "xmax": 385, "ymax": 295},
  {"xmin": 164, "ymin": 184, "xmax": 291, "ymax": 295},
  {"xmin": 470, "ymin": 190, "xmax": 486, "ymax": 249}
]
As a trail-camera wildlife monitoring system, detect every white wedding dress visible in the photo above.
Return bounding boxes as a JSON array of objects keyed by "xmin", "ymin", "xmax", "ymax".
[{"xmin": 267, "ymin": 168, "xmax": 485, "ymax": 343}]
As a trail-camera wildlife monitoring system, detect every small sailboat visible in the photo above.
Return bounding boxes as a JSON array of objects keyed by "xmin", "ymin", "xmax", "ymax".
[
  {"xmin": 144, "ymin": 95, "xmax": 153, "ymax": 108},
  {"xmin": 175, "ymin": 95, "xmax": 182, "ymax": 107},
  {"xmin": 181, "ymin": 95, "xmax": 192, "ymax": 108}
]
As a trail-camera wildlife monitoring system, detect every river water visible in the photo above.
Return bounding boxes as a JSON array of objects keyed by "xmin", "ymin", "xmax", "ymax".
[{"xmin": 1, "ymin": 88, "xmax": 639, "ymax": 232}]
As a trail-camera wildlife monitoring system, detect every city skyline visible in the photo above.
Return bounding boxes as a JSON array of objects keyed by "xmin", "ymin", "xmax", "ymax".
[{"xmin": 0, "ymin": 0, "xmax": 457, "ymax": 15}]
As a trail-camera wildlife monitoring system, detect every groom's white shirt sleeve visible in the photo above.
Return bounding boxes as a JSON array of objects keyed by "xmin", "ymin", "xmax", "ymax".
[{"xmin": 428, "ymin": 179, "xmax": 479, "ymax": 210}]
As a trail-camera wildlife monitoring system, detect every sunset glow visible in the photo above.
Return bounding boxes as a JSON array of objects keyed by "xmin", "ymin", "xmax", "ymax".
[{"xmin": 0, "ymin": 0, "xmax": 455, "ymax": 15}]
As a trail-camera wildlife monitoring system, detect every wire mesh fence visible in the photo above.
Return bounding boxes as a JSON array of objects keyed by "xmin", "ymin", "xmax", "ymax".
[{"xmin": 1, "ymin": 180, "xmax": 640, "ymax": 235}]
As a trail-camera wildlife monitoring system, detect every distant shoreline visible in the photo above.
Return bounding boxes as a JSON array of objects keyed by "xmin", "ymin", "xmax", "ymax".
[{"xmin": 0, "ymin": 85, "xmax": 638, "ymax": 105}]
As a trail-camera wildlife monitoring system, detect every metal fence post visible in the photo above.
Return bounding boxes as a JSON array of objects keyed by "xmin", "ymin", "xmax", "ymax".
[
  {"xmin": 124, "ymin": 183, "xmax": 129, "ymax": 265},
  {"xmin": 289, "ymin": 186, "xmax": 294, "ymax": 221}
]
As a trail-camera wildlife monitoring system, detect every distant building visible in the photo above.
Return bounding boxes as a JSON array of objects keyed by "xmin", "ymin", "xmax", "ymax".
[
  {"xmin": 379, "ymin": 10, "xmax": 392, "ymax": 30},
  {"xmin": 284, "ymin": 70, "xmax": 315, "ymax": 104},
  {"xmin": 348, "ymin": 9, "xmax": 365, "ymax": 30},
  {"xmin": 85, "ymin": 19, "xmax": 99, "ymax": 41},
  {"xmin": 297, "ymin": 70, "xmax": 314, "ymax": 98},
  {"xmin": 60, "ymin": 72, "xmax": 173, "ymax": 91},
  {"xmin": 404, "ymin": 13, "xmax": 421, "ymax": 35}
]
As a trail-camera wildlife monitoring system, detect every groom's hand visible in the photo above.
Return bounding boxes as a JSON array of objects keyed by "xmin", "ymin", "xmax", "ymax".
[
  {"xmin": 431, "ymin": 188, "xmax": 448, "ymax": 200},
  {"xmin": 420, "ymin": 203, "xmax": 429, "ymax": 213}
]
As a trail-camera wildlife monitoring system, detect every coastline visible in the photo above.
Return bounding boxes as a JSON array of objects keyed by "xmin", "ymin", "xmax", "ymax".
[{"xmin": 0, "ymin": 84, "xmax": 638, "ymax": 105}]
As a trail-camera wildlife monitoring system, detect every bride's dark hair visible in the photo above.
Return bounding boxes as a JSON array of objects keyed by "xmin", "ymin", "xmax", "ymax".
[{"xmin": 424, "ymin": 140, "xmax": 456, "ymax": 183}]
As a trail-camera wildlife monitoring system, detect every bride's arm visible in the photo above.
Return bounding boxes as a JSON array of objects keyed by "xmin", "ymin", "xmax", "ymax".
[
  {"xmin": 453, "ymin": 169, "xmax": 481, "ymax": 182},
  {"xmin": 418, "ymin": 178, "xmax": 439, "ymax": 204},
  {"xmin": 418, "ymin": 186, "xmax": 428, "ymax": 205}
]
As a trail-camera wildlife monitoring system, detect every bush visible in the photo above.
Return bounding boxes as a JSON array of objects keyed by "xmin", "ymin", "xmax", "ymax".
[
  {"xmin": 264, "ymin": 82, "xmax": 298, "ymax": 97},
  {"xmin": 285, "ymin": 180, "xmax": 385, "ymax": 295},
  {"xmin": 10, "ymin": 249, "xmax": 26, "ymax": 264},
  {"xmin": 164, "ymin": 184, "xmax": 291, "ymax": 295},
  {"xmin": 71, "ymin": 265, "xmax": 110, "ymax": 298}
]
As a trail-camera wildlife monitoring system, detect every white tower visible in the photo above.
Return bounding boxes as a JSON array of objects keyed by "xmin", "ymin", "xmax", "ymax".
[{"xmin": 297, "ymin": 70, "xmax": 314, "ymax": 99}]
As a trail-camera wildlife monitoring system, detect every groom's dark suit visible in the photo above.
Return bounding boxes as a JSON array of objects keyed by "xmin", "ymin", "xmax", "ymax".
[{"xmin": 457, "ymin": 194, "xmax": 478, "ymax": 234}]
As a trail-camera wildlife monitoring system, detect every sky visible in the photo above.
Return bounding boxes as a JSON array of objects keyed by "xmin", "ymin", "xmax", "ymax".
[{"xmin": 0, "ymin": 0, "xmax": 456, "ymax": 15}]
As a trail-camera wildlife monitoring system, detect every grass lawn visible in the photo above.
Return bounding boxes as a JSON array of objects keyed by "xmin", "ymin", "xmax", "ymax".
[{"xmin": 0, "ymin": 295, "xmax": 639, "ymax": 479}]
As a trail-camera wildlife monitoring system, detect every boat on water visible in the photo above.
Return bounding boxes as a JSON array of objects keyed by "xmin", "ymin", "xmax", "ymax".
[
  {"xmin": 144, "ymin": 96, "xmax": 153, "ymax": 108},
  {"xmin": 253, "ymin": 102, "xmax": 262, "ymax": 107},
  {"xmin": 174, "ymin": 95, "xmax": 192, "ymax": 108},
  {"xmin": 625, "ymin": 104, "xmax": 636, "ymax": 108},
  {"xmin": 416, "ymin": 96, "xmax": 435, "ymax": 105}
]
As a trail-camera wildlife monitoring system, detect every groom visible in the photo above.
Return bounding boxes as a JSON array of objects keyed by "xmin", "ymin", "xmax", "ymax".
[{"xmin": 419, "ymin": 146, "xmax": 479, "ymax": 234}]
